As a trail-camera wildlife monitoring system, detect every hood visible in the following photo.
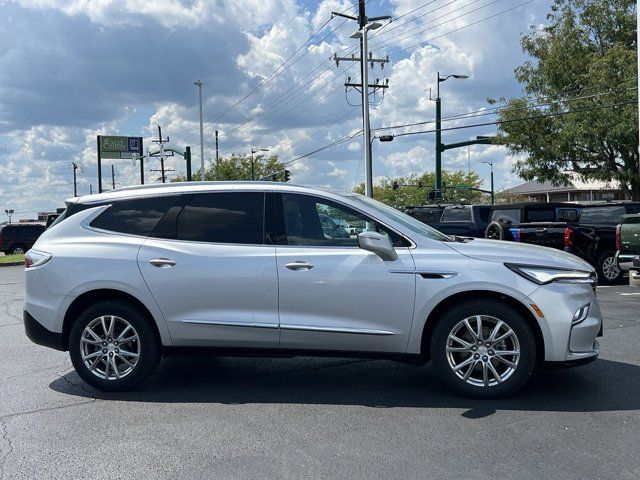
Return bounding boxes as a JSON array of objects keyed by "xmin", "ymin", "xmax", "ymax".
[{"xmin": 445, "ymin": 238, "xmax": 594, "ymax": 272}]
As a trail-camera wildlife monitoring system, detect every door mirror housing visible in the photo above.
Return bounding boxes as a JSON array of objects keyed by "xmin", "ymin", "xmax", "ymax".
[{"xmin": 357, "ymin": 231, "xmax": 398, "ymax": 261}]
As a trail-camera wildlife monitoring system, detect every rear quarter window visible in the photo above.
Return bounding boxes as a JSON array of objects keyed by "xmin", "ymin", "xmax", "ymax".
[
  {"xmin": 90, "ymin": 196, "xmax": 179, "ymax": 236},
  {"xmin": 525, "ymin": 208, "xmax": 555, "ymax": 223}
]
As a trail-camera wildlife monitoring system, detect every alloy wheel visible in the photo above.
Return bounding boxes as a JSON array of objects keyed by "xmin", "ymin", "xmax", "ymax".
[
  {"xmin": 80, "ymin": 315, "xmax": 141, "ymax": 380},
  {"xmin": 601, "ymin": 256, "xmax": 620, "ymax": 281},
  {"xmin": 446, "ymin": 315, "xmax": 520, "ymax": 387}
]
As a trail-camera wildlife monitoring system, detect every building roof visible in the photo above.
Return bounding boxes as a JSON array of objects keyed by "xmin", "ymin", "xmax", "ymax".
[{"xmin": 504, "ymin": 172, "xmax": 620, "ymax": 195}]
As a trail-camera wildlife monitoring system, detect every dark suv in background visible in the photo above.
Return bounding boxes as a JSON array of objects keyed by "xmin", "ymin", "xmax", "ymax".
[
  {"xmin": 487, "ymin": 202, "xmax": 640, "ymax": 283},
  {"xmin": 0, "ymin": 223, "xmax": 45, "ymax": 255}
]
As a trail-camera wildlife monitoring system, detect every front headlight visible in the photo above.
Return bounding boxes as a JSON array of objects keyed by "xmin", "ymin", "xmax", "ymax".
[{"xmin": 505, "ymin": 263, "xmax": 596, "ymax": 285}]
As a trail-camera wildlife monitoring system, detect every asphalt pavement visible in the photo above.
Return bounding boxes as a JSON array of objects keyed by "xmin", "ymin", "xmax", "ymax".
[{"xmin": 1, "ymin": 265, "xmax": 639, "ymax": 479}]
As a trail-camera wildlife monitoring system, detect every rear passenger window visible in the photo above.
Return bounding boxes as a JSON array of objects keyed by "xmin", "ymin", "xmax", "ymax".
[
  {"xmin": 177, "ymin": 192, "xmax": 264, "ymax": 244},
  {"xmin": 90, "ymin": 196, "xmax": 178, "ymax": 236}
]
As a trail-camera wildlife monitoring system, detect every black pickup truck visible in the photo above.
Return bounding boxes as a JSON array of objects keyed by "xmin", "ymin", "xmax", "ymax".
[
  {"xmin": 406, "ymin": 204, "xmax": 491, "ymax": 237},
  {"xmin": 513, "ymin": 203, "xmax": 640, "ymax": 283}
]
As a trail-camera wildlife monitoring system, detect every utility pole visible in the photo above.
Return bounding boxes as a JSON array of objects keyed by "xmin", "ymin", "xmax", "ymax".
[
  {"xmin": 72, "ymin": 162, "xmax": 78, "ymax": 197},
  {"xmin": 215, "ymin": 130, "xmax": 219, "ymax": 161},
  {"xmin": 90, "ymin": 184, "xmax": 93, "ymax": 195},
  {"xmin": 152, "ymin": 125, "xmax": 169, "ymax": 183},
  {"xmin": 333, "ymin": 1, "xmax": 390, "ymax": 198},
  {"xmin": 194, "ymin": 80, "xmax": 205, "ymax": 181},
  {"xmin": 251, "ymin": 148, "xmax": 269, "ymax": 181},
  {"xmin": 434, "ymin": 72, "xmax": 468, "ymax": 200},
  {"xmin": 111, "ymin": 164, "xmax": 116, "ymax": 190}
]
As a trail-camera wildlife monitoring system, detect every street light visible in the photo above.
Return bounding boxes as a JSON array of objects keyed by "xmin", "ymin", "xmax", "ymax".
[
  {"xmin": 435, "ymin": 71, "xmax": 469, "ymax": 200},
  {"xmin": 482, "ymin": 161, "xmax": 495, "ymax": 205},
  {"xmin": 250, "ymin": 148, "xmax": 269, "ymax": 181},
  {"xmin": 4, "ymin": 209, "xmax": 14, "ymax": 225},
  {"xmin": 193, "ymin": 80, "xmax": 205, "ymax": 181}
]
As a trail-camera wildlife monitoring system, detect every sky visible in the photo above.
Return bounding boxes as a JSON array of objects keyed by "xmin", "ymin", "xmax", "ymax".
[{"xmin": 0, "ymin": 0, "xmax": 554, "ymax": 218}]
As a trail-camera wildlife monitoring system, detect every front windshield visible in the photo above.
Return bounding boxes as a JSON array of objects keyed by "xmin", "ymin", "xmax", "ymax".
[{"xmin": 348, "ymin": 194, "xmax": 452, "ymax": 242}]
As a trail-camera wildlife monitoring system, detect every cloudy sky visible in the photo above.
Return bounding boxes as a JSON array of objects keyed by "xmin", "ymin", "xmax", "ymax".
[{"xmin": 0, "ymin": 0, "xmax": 553, "ymax": 218}]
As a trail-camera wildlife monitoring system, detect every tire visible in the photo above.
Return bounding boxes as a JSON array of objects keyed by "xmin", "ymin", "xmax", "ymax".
[
  {"xmin": 9, "ymin": 244, "xmax": 26, "ymax": 255},
  {"xmin": 69, "ymin": 300, "xmax": 161, "ymax": 392},
  {"xmin": 596, "ymin": 251, "xmax": 622, "ymax": 285},
  {"xmin": 430, "ymin": 300, "xmax": 536, "ymax": 398},
  {"xmin": 485, "ymin": 221, "xmax": 507, "ymax": 240}
]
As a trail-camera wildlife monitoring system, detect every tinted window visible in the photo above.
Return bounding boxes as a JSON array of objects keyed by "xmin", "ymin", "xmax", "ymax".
[
  {"xmin": 91, "ymin": 196, "xmax": 178, "ymax": 236},
  {"xmin": 490, "ymin": 209, "xmax": 521, "ymax": 224},
  {"xmin": 177, "ymin": 192, "xmax": 264, "ymax": 244},
  {"xmin": 557, "ymin": 208, "xmax": 579, "ymax": 222},
  {"xmin": 579, "ymin": 206, "xmax": 626, "ymax": 225},
  {"xmin": 281, "ymin": 194, "xmax": 406, "ymax": 247},
  {"xmin": 406, "ymin": 208, "xmax": 443, "ymax": 224},
  {"xmin": 441, "ymin": 208, "xmax": 471, "ymax": 223},
  {"xmin": 525, "ymin": 208, "xmax": 555, "ymax": 222}
]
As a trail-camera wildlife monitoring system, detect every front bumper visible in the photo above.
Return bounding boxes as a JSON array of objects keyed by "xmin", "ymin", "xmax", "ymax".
[
  {"xmin": 23, "ymin": 309, "xmax": 65, "ymax": 351},
  {"xmin": 528, "ymin": 283, "xmax": 602, "ymax": 363},
  {"xmin": 616, "ymin": 251, "xmax": 640, "ymax": 271}
]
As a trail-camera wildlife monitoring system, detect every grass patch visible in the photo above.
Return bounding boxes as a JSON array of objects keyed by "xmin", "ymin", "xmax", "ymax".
[{"xmin": 0, "ymin": 254, "xmax": 24, "ymax": 264}]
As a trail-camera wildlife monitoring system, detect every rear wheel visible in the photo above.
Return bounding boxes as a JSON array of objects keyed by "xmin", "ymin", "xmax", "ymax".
[
  {"xmin": 69, "ymin": 300, "xmax": 160, "ymax": 391},
  {"xmin": 9, "ymin": 244, "xmax": 26, "ymax": 255},
  {"xmin": 431, "ymin": 300, "xmax": 536, "ymax": 398},
  {"xmin": 597, "ymin": 251, "xmax": 622, "ymax": 284}
]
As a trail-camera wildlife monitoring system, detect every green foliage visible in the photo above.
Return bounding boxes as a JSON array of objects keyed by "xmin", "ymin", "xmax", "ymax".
[
  {"xmin": 493, "ymin": 0, "xmax": 639, "ymax": 199},
  {"xmin": 354, "ymin": 170, "xmax": 487, "ymax": 209},
  {"xmin": 173, "ymin": 154, "xmax": 287, "ymax": 182}
]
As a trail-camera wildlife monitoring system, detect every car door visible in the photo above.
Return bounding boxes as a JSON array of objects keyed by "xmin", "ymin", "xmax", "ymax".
[
  {"xmin": 138, "ymin": 191, "xmax": 279, "ymax": 348},
  {"xmin": 272, "ymin": 193, "xmax": 416, "ymax": 353}
]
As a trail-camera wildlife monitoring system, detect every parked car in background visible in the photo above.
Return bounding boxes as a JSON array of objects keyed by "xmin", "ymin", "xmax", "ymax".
[
  {"xmin": 489, "ymin": 202, "xmax": 640, "ymax": 284},
  {"xmin": 428, "ymin": 205, "xmax": 491, "ymax": 238},
  {"xmin": 616, "ymin": 213, "xmax": 640, "ymax": 272},
  {"xmin": 318, "ymin": 214, "xmax": 350, "ymax": 239},
  {"xmin": 344, "ymin": 221, "xmax": 366, "ymax": 235},
  {"xmin": 24, "ymin": 182, "xmax": 602, "ymax": 398},
  {"xmin": 0, "ymin": 223, "xmax": 45, "ymax": 255}
]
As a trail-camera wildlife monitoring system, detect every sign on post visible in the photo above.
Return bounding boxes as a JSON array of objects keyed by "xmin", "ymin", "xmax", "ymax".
[{"xmin": 97, "ymin": 135, "xmax": 143, "ymax": 193}]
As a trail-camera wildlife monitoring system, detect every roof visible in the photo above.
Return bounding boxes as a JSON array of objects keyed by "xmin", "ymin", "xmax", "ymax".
[
  {"xmin": 70, "ymin": 181, "xmax": 354, "ymax": 205},
  {"xmin": 504, "ymin": 172, "xmax": 620, "ymax": 195}
]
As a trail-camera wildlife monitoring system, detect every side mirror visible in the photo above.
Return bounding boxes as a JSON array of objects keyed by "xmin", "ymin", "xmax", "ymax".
[{"xmin": 357, "ymin": 231, "xmax": 398, "ymax": 261}]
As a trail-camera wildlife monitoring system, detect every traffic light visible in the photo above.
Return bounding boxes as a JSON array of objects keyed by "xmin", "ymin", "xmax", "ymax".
[
  {"xmin": 417, "ymin": 181, "xmax": 424, "ymax": 189},
  {"xmin": 392, "ymin": 181, "xmax": 400, "ymax": 190},
  {"xmin": 284, "ymin": 169, "xmax": 291, "ymax": 182},
  {"xmin": 428, "ymin": 190, "xmax": 436, "ymax": 201}
]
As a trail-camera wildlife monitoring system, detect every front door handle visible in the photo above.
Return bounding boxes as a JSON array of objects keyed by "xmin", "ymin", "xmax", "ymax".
[
  {"xmin": 149, "ymin": 258, "xmax": 176, "ymax": 268},
  {"xmin": 285, "ymin": 261, "xmax": 314, "ymax": 271}
]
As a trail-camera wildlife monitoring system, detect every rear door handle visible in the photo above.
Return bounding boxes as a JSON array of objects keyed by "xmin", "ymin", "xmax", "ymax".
[
  {"xmin": 149, "ymin": 258, "xmax": 176, "ymax": 268},
  {"xmin": 285, "ymin": 261, "xmax": 314, "ymax": 271}
]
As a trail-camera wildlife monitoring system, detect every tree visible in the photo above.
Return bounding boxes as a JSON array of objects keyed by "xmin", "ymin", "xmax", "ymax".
[
  {"xmin": 493, "ymin": 0, "xmax": 639, "ymax": 199},
  {"xmin": 355, "ymin": 170, "xmax": 487, "ymax": 209},
  {"xmin": 173, "ymin": 154, "xmax": 287, "ymax": 182}
]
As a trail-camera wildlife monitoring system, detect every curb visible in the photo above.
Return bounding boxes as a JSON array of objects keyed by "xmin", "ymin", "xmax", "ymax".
[{"xmin": 0, "ymin": 262, "xmax": 23, "ymax": 267}]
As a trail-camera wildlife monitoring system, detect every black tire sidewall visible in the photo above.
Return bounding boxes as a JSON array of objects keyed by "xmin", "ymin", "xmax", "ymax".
[
  {"xmin": 430, "ymin": 300, "xmax": 536, "ymax": 398},
  {"xmin": 69, "ymin": 300, "xmax": 160, "ymax": 392},
  {"xmin": 597, "ymin": 251, "xmax": 622, "ymax": 284},
  {"xmin": 485, "ymin": 222, "xmax": 506, "ymax": 240}
]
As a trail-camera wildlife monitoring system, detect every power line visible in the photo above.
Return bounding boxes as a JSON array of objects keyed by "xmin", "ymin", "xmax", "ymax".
[{"xmin": 387, "ymin": 100, "xmax": 638, "ymax": 138}]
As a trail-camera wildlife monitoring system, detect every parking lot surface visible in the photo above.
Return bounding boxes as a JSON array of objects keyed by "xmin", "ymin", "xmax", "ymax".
[{"xmin": 1, "ymin": 265, "xmax": 639, "ymax": 479}]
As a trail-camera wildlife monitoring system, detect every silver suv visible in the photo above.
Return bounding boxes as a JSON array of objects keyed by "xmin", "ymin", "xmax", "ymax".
[{"xmin": 24, "ymin": 183, "xmax": 602, "ymax": 397}]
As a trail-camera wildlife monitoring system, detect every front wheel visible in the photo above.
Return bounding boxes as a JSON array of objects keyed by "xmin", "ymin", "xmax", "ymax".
[
  {"xmin": 69, "ymin": 300, "xmax": 161, "ymax": 391},
  {"xmin": 431, "ymin": 300, "xmax": 536, "ymax": 398}
]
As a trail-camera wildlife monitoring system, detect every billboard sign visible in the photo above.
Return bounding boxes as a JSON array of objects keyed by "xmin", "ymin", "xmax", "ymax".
[{"xmin": 99, "ymin": 135, "xmax": 142, "ymax": 159}]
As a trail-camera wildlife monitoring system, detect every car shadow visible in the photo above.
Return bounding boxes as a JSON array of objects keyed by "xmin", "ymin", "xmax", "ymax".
[{"xmin": 50, "ymin": 356, "xmax": 640, "ymax": 415}]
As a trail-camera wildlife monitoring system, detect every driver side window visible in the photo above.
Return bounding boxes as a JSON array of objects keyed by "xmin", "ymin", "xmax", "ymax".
[{"xmin": 280, "ymin": 194, "xmax": 406, "ymax": 247}]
